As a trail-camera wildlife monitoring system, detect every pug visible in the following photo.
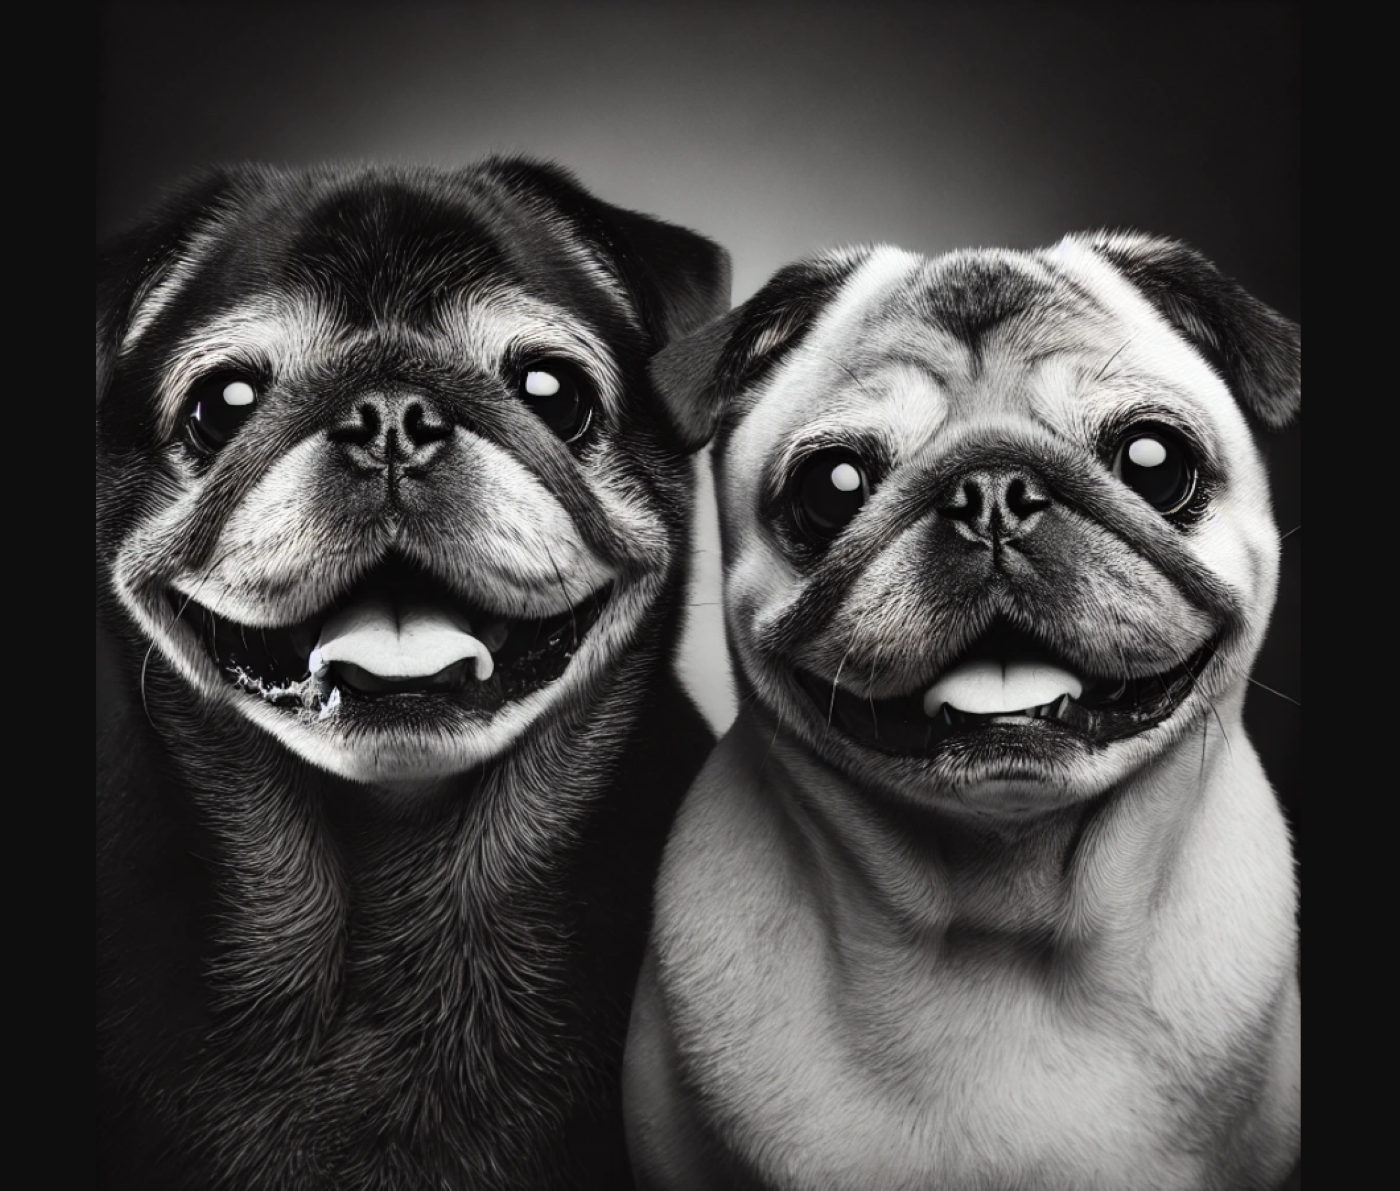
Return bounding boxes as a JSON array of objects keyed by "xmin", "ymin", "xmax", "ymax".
[
  {"xmin": 625, "ymin": 235, "xmax": 1301, "ymax": 1190},
  {"xmin": 96, "ymin": 159, "xmax": 729, "ymax": 1190}
]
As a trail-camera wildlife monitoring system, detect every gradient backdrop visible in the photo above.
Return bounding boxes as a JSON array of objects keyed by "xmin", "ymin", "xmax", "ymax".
[{"xmin": 97, "ymin": 1, "xmax": 1302, "ymax": 837}]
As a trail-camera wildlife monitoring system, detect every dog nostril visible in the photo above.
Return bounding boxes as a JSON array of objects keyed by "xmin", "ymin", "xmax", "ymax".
[
  {"xmin": 1006, "ymin": 477, "xmax": 1051, "ymax": 518},
  {"xmin": 330, "ymin": 403, "xmax": 381, "ymax": 447},
  {"xmin": 939, "ymin": 480, "xmax": 984, "ymax": 523},
  {"xmin": 403, "ymin": 402, "xmax": 451, "ymax": 448}
]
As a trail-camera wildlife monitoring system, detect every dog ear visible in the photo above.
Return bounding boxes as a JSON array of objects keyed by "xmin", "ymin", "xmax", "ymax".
[
  {"xmin": 585, "ymin": 199, "xmax": 732, "ymax": 349},
  {"xmin": 649, "ymin": 248, "xmax": 870, "ymax": 452},
  {"xmin": 1077, "ymin": 231, "xmax": 1300, "ymax": 429},
  {"xmin": 479, "ymin": 156, "xmax": 731, "ymax": 345},
  {"xmin": 96, "ymin": 169, "xmax": 238, "ymax": 408}
]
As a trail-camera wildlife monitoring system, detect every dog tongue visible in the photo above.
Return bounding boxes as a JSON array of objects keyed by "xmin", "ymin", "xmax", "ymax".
[
  {"xmin": 310, "ymin": 596, "xmax": 494, "ymax": 682},
  {"xmin": 922, "ymin": 659, "xmax": 1082, "ymax": 717}
]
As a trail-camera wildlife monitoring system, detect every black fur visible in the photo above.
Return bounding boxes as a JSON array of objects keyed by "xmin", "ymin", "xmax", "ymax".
[
  {"xmin": 910, "ymin": 256, "xmax": 1046, "ymax": 357},
  {"xmin": 649, "ymin": 249, "xmax": 868, "ymax": 452},
  {"xmin": 1084, "ymin": 232, "xmax": 1301, "ymax": 429},
  {"xmin": 97, "ymin": 160, "xmax": 728, "ymax": 1190}
]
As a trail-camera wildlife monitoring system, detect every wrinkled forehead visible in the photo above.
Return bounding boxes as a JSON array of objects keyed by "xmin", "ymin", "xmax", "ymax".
[
  {"xmin": 739, "ymin": 242, "xmax": 1230, "ymax": 460},
  {"xmin": 119, "ymin": 171, "xmax": 643, "ymax": 431},
  {"xmin": 120, "ymin": 170, "xmax": 642, "ymax": 361}
]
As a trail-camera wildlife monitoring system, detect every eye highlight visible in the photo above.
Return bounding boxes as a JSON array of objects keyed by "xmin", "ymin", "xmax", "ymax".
[
  {"xmin": 1111, "ymin": 423, "xmax": 1197, "ymax": 516},
  {"xmin": 186, "ymin": 373, "xmax": 260, "ymax": 452},
  {"xmin": 792, "ymin": 450, "xmax": 871, "ymax": 539},
  {"xmin": 518, "ymin": 361, "xmax": 593, "ymax": 442}
]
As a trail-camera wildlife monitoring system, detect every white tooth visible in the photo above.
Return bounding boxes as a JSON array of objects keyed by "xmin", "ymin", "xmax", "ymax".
[
  {"xmin": 313, "ymin": 596, "xmax": 495, "ymax": 682},
  {"xmin": 923, "ymin": 659, "xmax": 1083, "ymax": 717},
  {"xmin": 316, "ymin": 685, "xmax": 342, "ymax": 721}
]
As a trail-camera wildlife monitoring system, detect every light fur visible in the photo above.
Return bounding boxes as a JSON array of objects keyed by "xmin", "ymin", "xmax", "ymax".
[{"xmin": 626, "ymin": 238, "xmax": 1301, "ymax": 1190}]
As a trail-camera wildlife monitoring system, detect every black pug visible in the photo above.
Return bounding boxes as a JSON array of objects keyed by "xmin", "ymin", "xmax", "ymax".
[{"xmin": 96, "ymin": 159, "xmax": 728, "ymax": 1190}]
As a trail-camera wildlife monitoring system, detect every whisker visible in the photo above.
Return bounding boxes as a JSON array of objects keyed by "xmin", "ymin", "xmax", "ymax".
[
  {"xmin": 1198, "ymin": 705, "xmax": 1209, "ymax": 792},
  {"xmin": 833, "ymin": 358, "xmax": 883, "ymax": 405},
  {"xmin": 140, "ymin": 548, "xmax": 237, "ymax": 723},
  {"xmin": 868, "ymin": 652, "xmax": 880, "ymax": 741},
  {"xmin": 1167, "ymin": 636, "xmax": 1302, "ymax": 736},
  {"xmin": 827, "ymin": 604, "xmax": 876, "ymax": 739},
  {"xmin": 757, "ymin": 711, "xmax": 784, "ymax": 779},
  {"xmin": 1092, "ymin": 335, "xmax": 1135, "ymax": 384},
  {"xmin": 1178, "ymin": 647, "xmax": 1234, "ymax": 757},
  {"xmin": 543, "ymin": 546, "xmax": 580, "ymax": 646},
  {"xmin": 1280, "ymin": 525, "xmax": 1301, "ymax": 542},
  {"xmin": 1248, "ymin": 677, "xmax": 1301, "ymax": 707},
  {"xmin": 139, "ymin": 640, "xmax": 159, "ymax": 731},
  {"xmin": 1208, "ymin": 699, "xmax": 1234, "ymax": 757},
  {"xmin": 1205, "ymin": 650, "xmax": 1301, "ymax": 708}
]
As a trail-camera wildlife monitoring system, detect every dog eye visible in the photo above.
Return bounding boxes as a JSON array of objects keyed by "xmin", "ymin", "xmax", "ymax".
[
  {"xmin": 519, "ymin": 363, "xmax": 593, "ymax": 443},
  {"xmin": 793, "ymin": 451, "xmax": 870, "ymax": 538},
  {"xmin": 186, "ymin": 374, "xmax": 259, "ymax": 453},
  {"xmin": 1112, "ymin": 425, "xmax": 1196, "ymax": 515}
]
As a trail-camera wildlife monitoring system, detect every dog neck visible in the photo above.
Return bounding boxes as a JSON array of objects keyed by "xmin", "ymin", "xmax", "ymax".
[
  {"xmin": 97, "ymin": 619, "xmax": 689, "ymax": 1161},
  {"xmin": 747, "ymin": 693, "xmax": 1251, "ymax": 962}
]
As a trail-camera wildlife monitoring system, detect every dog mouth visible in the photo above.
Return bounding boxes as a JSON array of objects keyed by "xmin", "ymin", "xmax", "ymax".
[
  {"xmin": 168, "ymin": 557, "xmax": 612, "ymax": 721},
  {"xmin": 798, "ymin": 620, "xmax": 1217, "ymax": 756}
]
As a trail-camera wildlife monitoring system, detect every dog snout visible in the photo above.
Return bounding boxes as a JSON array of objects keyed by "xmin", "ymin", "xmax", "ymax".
[
  {"xmin": 329, "ymin": 391, "xmax": 453, "ymax": 476},
  {"xmin": 938, "ymin": 468, "xmax": 1052, "ymax": 545}
]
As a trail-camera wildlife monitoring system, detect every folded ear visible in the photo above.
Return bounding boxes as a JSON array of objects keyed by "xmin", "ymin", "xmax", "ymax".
[
  {"xmin": 1075, "ymin": 231, "xmax": 1300, "ymax": 429},
  {"xmin": 480, "ymin": 156, "xmax": 731, "ymax": 349},
  {"xmin": 96, "ymin": 168, "xmax": 238, "ymax": 407},
  {"xmin": 587, "ymin": 199, "xmax": 732, "ymax": 348},
  {"xmin": 649, "ymin": 248, "xmax": 871, "ymax": 452}
]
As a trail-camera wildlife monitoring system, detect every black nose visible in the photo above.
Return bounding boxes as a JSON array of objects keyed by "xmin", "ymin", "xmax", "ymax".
[
  {"xmin": 329, "ymin": 392, "xmax": 452, "ymax": 475},
  {"xmin": 938, "ymin": 467, "xmax": 1052, "ymax": 544}
]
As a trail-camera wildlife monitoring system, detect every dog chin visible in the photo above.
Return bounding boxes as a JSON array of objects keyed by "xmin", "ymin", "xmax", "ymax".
[
  {"xmin": 123, "ymin": 573, "xmax": 649, "ymax": 787},
  {"xmin": 236, "ymin": 687, "xmax": 585, "ymax": 785},
  {"xmin": 767, "ymin": 633, "xmax": 1228, "ymax": 814}
]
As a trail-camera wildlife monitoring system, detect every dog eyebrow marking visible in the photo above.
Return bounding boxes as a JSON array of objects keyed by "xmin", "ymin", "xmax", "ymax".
[
  {"xmin": 153, "ymin": 295, "xmax": 349, "ymax": 436},
  {"xmin": 119, "ymin": 224, "xmax": 227, "ymax": 357},
  {"xmin": 432, "ymin": 289, "xmax": 624, "ymax": 415},
  {"xmin": 152, "ymin": 287, "xmax": 624, "ymax": 439},
  {"xmin": 545, "ymin": 227, "xmax": 642, "ymax": 335}
]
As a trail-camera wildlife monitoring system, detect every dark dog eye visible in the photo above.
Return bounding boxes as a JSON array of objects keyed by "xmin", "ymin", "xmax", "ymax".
[
  {"xmin": 793, "ymin": 451, "xmax": 870, "ymax": 537},
  {"xmin": 519, "ymin": 363, "xmax": 593, "ymax": 442},
  {"xmin": 187, "ymin": 374, "xmax": 259, "ymax": 452},
  {"xmin": 1112, "ymin": 425, "xmax": 1196, "ymax": 515}
]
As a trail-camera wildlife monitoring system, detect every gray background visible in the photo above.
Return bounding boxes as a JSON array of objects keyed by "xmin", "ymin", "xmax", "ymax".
[{"xmin": 97, "ymin": 0, "xmax": 1301, "ymax": 831}]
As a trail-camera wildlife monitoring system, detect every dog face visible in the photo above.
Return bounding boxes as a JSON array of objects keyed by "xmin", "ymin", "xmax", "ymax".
[
  {"xmin": 97, "ymin": 161, "xmax": 728, "ymax": 785},
  {"xmin": 654, "ymin": 235, "xmax": 1299, "ymax": 814}
]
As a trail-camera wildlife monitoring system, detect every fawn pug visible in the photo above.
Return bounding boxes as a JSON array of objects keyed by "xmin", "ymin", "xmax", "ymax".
[{"xmin": 626, "ymin": 234, "xmax": 1301, "ymax": 1190}]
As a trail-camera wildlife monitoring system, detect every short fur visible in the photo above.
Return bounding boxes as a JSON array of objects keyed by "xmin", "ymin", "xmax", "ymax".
[
  {"xmin": 97, "ymin": 159, "xmax": 729, "ymax": 1190},
  {"xmin": 625, "ymin": 236, "xmax": 1300, "ymax": 1190}
]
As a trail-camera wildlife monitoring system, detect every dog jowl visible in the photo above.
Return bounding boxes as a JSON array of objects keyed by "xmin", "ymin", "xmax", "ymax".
[
  {"xmin": 626, "ymin": 237, "xmax": 1300, "ymax": 1190},
  {"xmin": 96, "ymin": 161, "xmax": 728, "ymax": 1190}
]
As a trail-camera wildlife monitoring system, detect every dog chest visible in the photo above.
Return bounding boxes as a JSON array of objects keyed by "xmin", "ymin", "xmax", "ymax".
[{"xmin": 652, "ymin": 742, "xmax": 1291, "ymax": 1190}]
